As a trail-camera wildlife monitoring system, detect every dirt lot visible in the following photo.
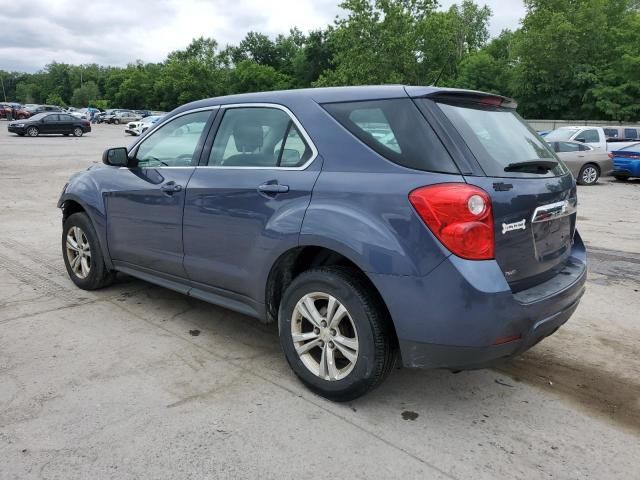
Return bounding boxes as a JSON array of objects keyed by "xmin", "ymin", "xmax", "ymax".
[{"xmin": 1, "ymin": 123, "xmax": 639, "ymax": 479}]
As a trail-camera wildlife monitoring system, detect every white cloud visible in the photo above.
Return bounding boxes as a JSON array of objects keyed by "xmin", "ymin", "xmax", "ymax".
[{"xmin": 0, "ymin": 0, "xmax": 524, "ymax": 72}]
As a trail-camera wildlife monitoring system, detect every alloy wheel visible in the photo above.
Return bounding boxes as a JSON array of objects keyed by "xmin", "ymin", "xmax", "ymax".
[
  {"xmin": 582, "ymin": 166, "xmax": 598, "ymax": 184},
  {"xmin": 65, "ymin": 226, "xmax": 91, "ymax": 279},
  {"xmin": 291, "ymin": 292, "xmax": 359, "ymax": 381},
  {"xmin": 27, "ymin": 127, "xmax": 38, "ymax": 137},
  {"xmin": 73, "ymin": 127, "xmax": 83, "ymax": 137}
]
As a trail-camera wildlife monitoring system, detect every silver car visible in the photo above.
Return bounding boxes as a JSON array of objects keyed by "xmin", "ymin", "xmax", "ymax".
[
  {"xmin": 547, "ymin": 140, "xmax": 613, "ymax": 185},
  {"xmin": 103, "ymin": 110, "xmax": 142, "ymax": 125}
]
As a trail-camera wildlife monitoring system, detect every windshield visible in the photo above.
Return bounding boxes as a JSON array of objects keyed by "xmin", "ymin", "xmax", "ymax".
[
  {"xmin": 435, "ymin": 101, "xmax": 567, "ymax": 177},
  {"xmin": 544, "ymin": 129, "xmax": 578, "ymax": 141},
  {"xmin": 143, "ymin": 116, "xmax": 162, "ymax": 124},
  {"xmin": 28, "ymin": 113, "xmax": 47, "ymax": 121}
]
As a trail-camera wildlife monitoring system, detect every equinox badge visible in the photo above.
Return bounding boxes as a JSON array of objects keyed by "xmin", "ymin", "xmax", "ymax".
[{"xmin": 502, "ymin": 219, "xmax": 526, "ymax": 235}]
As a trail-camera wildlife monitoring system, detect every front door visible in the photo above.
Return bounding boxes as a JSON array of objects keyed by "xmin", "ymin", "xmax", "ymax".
[
  {"xmin": 106, "ymin": 109, "xmax": 216, "ymax": 278},
  {"xmin": 183, "ymin": 105, "xmax": 320, "ymax": 300},
  {"xmin": 40, "ymin": 114, "xmax": 59, "ymax": 134}
]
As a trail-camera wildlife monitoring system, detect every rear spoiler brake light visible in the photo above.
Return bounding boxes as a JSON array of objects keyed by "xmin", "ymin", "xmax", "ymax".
[{"xmin": 423, "ymin": 91, "xmax": 518, "ymax": 110}]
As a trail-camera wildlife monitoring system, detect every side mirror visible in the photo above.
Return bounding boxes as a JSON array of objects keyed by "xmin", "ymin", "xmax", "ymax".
[
  {"xmin": 103, "ymin": 147, "xmax": 129, "ymax": 167},
  {"xmin": 575, "ymin": 137, "xmax": 586, "ymax": 143}
]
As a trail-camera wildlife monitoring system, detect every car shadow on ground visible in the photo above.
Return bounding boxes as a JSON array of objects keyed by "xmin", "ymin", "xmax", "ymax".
[{"xmin": 110, "ymin": 274, "xmax": 640, "ymax": 434}]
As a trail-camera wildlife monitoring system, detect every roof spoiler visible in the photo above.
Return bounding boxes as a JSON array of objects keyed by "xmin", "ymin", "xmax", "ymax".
[{"xmin": 407, "ymin": 87, "xmax": 518, "ymax": 109}]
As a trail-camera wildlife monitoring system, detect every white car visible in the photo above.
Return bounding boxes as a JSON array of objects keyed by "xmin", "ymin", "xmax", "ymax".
[
  {"xmin": 124, "ymin": 115, "xmax": 163, "ymax": 136},
  {"xmin": 545, "ymin": 126, "xmax": 638, "ymax": 152}
]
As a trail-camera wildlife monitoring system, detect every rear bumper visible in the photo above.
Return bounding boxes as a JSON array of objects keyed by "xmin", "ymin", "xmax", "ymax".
[
  {"xmin": 613, "ymin": 160, "xmax": 640, "ymax": 177},
  {"xmin": 370, "ymin": 231, "xmax": 587, "ymax": 369}
]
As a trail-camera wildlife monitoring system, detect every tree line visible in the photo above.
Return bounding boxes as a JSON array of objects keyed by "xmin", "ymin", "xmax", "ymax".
[{"xmin": 1, "ymin": 0, "xmax": 638, "ymax": 121}]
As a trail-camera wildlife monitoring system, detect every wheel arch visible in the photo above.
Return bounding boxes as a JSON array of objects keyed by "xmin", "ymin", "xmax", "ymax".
[
  {"xmin": 264, "ymin": 245, "xmax": 399, "ymax": 350},
  {"xmin": 59, "ymin": 189, "xmax": 112, "ymax": 269}
]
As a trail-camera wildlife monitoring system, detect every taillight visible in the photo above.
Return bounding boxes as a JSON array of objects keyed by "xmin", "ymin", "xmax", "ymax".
[
  {"xmin": 608, "ymin": 153, "xmax": 613, "ymax": 159},
  {"xmin": 409, "ymin": 183, "xmax": 494, "ymax": 260}
]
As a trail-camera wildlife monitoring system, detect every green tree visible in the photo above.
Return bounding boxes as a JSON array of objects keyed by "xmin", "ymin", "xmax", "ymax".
[
  {"xmin": 70, "ymin": 81, "xmax": 101, "ymax": 107},
  {"xmin": 45, "ymin": 92, "xmax": 66, "ymax": 107}
]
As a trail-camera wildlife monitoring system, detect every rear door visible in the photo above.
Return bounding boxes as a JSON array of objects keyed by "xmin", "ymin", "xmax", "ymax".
[
  {"xmin": 58, "ymin": 114, "xmax": 75, "ymax": 134},
  {"xmin": 554, "ymin": 141, "xmax": 584, "ymax": 177},
  {"xmin": 419, "ymin": 95, "xmax": 576, "ymax": 291},
  {"xmin": 183, "ymin": 105, "xmax": 321, "ymax": 300}
]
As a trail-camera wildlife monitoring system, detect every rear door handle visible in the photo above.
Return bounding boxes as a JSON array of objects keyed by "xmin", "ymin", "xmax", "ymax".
[
  {"xmin": 257, "ymin": 183, "xmax": 289, "ymax": 194},
  {"xmin": 161, "ymin": 182, "xmax": 182, "ymax": 194}
]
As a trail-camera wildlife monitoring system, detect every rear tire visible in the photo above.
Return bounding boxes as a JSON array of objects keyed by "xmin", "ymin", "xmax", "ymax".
[
  {"xmin": 26, "ymin": 126, "xmax": 39, "ymax": 137},
  {"xmin": 614, "ymin": 175, "xmax": 629, "ymax": 182},
  {"xmin": 278, "ymin": 267, "xmax": 396, "ymax": 402},
  {"xmin": 577, "ymin": 163, "xmax": 600, "ymax": 185},
  {"xmin": 62, "ymin": 213, "xmax": 114, "ymax": 290},
  {"xmin": 73, "ymin": 127, "xmax": 83, "ymax": 137},
  {"xmin": 113, "ymin": 119, "xmax": 120, "ymax": 125}
]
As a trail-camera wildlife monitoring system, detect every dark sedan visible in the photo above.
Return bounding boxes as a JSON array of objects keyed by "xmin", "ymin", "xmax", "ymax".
[{"xmin": 7, "ymin": 113, "xmax": 91, "ymax": 137}]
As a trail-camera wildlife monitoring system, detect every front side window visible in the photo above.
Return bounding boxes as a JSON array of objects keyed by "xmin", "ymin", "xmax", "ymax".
[
  {"xmin": 42, "ymin": 115, "xmax": 58, "ymax": 123},
  {"xmin": 577, "ymin": 129, "xmax": 599, "ymax": 143},
  {"xmin": 135, "ymin": 110, "xmax": 211, "ymax": 167},
  {"xmin": 323, "ymin": 99, "xmax": 457, "ymax": 173},
  {"xmin": 208, "ymin": 107, "xmax": 312, "ymax": 167}
]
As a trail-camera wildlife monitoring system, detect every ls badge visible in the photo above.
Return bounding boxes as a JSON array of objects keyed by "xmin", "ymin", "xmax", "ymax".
[{"xmin": 502, "ymin": 219, "xmax": 526, "ymax": 235}]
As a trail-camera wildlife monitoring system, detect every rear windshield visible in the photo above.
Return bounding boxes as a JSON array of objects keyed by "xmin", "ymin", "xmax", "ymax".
[
  {"xmin": 322, "ymin": 99, "xmax": 458, "ymax": 174},
  {"xmin": 435, "ymin": 102, "xmax": 567, "ymax": 177}
]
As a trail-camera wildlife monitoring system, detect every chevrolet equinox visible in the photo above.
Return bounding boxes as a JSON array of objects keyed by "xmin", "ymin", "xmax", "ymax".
[{"xmin": 58, "ymin": 86, "xmax": 587, "ymax": 401}]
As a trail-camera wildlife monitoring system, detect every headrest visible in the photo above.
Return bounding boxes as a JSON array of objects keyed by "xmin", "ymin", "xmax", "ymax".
[{"xmin": 233, "ymin": 120, "xmax": 263, "ymax": 152}]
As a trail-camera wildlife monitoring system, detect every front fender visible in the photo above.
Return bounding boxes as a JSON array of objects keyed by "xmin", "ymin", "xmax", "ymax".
[{"xmin": 58, "ymin": 169, "xmax": 112, "ymax": 268}]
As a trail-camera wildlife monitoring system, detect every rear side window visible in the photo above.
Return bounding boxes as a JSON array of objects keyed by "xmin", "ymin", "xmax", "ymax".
[
  {"xmin": 624, "ymin": 128, "xmax": 638, "ymax": 139},
  {"xmin": 604, "ymin": 128, "xmax": 618, "ymax": 138},
  {"xmin": 322, "ymin": 99, "xmax": 458, "ymax": 173},
  {"xmin": 435, "ymin": 101, "xmax": 567, "ymax": 177},
  {"xmin": 557, "ymin": 142, "xmax": 580, "ymax": 152}
]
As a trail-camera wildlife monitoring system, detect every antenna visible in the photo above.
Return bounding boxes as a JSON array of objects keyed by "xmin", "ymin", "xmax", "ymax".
[{"xmin": 433, "ymin": 53, "xmax": 455, "ymax": 86}]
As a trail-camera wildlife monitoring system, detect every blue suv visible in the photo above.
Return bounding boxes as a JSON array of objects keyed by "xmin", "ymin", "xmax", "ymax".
[{"xmin": 58, "ymin": 86, "xmax": 587, "ymax": 401}]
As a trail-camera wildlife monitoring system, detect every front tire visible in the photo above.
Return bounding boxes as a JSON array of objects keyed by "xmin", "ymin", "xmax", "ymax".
[
  {"xmin": 113, "ymin": 119, "xmax": 120, "ymax": 125},
  {"xmin": 62, "ymin": 213, "xmax": 114, "ymax": 290},
  {"xmin": 614, "ymin": 175, "xmax": 629, "ymax": 182},
  {"xmin": 73, "ymin": 127, "xmax": 83, "ymax": 137},
  {"xmin": 278, "ymin": 267, "xmax": 396, "ymax": 401},
  {"xmin": 26, "ymin": 126, "xmax": 39, "ymax": 137},
  {"xmin": 577, "ymin": 163, "xmax": 600, "ymax": 185}
]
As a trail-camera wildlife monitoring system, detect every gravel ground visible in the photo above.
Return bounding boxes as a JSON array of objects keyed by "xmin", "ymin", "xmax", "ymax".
[{"xmin": 1, "ymin": 122, "xmax": 639, "ymax": 479}]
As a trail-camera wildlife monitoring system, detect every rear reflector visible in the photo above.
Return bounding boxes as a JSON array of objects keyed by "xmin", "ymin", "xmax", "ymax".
[
  {"xmin": 493, "ymin": 334, "xmax": 522, "ymax": 345},
  {"xmin": 409, "ymin": 183, "xmax": 494, "ymax": 260}
]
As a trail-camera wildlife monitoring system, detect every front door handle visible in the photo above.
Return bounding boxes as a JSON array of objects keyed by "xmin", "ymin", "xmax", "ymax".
[
  {"xmin": 257, "ymin": 182, "xmax": 289, "ymax": 195},
  {"xmin": 161, "ymin": 182, "xmax": 182, "ymax": 194}
]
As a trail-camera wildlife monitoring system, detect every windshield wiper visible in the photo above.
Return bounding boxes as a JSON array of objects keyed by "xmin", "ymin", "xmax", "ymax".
[{"xmin": 504, "ymin": 160, "xmax": 558, "ymax": 173}]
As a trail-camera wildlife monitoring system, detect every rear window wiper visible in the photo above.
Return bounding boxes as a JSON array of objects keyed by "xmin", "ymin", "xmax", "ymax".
[{"xmin": 504, "ymin": 160, "xmax": 558, "ymax": 173}]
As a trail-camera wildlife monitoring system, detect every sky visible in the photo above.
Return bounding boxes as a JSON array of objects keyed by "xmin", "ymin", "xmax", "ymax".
[{"xmin": 0, "ymin": 0, "xmax": 526, "ymax": 73}]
